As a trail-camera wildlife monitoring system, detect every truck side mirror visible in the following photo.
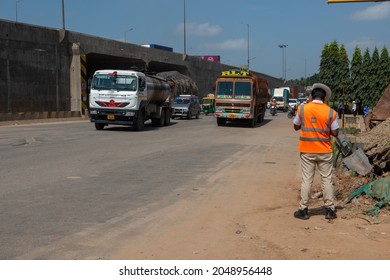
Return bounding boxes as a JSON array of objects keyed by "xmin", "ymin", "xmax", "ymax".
[{"xmin": 139, "ymin": 78, "xmax": 145, "ymax": 91}]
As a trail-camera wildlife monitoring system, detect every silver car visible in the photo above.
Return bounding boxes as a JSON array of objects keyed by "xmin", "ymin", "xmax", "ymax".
[{"xmin": 171, "ymin": 95, "xmax": 201, "ymax": 119}]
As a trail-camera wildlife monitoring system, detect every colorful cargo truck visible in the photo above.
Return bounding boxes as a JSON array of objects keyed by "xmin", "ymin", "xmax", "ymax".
[{"xmin": 214, "ymin": 69, "xmax": 269, "ymax": 127}]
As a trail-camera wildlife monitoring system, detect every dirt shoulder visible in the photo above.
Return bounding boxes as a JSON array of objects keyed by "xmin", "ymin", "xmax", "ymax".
[{"xmin": 112, "ymin": 122, "xmax": 390, "ymax": 260}]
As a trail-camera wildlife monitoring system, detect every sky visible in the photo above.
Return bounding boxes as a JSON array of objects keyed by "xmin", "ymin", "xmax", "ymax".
[{"xmin": 1, "ymin": 0, "xmax": 389, "ymax": 80}]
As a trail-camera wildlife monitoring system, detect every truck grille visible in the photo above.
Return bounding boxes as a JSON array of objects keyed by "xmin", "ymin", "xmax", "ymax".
[
  {"xmin": 96, "ymin": 101, "xmax": 129, "ymax": 108},
  {"xmin": 216, "ymin": 103, "xmax": 250, "ymax": 107}
]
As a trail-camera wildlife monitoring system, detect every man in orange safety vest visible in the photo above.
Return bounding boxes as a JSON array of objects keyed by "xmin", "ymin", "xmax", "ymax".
[{"xmin": 293, "ymin": 83, "xmax": 339, "ymax": 220}]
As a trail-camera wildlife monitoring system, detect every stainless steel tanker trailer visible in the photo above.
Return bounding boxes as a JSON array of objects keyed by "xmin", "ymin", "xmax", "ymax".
[{"xmin": 89, "ymin": 69, "xmax": 175, "ymax": 131}]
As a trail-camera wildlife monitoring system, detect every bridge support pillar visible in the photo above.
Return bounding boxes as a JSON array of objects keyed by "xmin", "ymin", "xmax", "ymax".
[{"xmin": 69, "ymin": 43, "xmax": 82, "ymax": 114}]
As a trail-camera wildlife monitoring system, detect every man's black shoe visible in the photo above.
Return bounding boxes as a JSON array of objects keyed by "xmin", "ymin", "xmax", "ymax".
[
  {"xmin": 294, "ymin": 208, "xmax": 309, "ymax": 220},
  {"xmin": 325, "ymin": 208, "xmax": 337, "ymax": 219}
]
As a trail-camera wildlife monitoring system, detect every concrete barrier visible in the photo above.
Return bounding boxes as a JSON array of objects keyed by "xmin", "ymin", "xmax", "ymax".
[{"xmin": 0, "ymin": 111, "xmax": 81, "ymax": 121}]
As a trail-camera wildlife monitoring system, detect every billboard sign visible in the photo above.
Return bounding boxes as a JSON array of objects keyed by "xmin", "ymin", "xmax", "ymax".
[{"xmin": 200, "ymin": 56, "xmax": 220, "ymax": 63}]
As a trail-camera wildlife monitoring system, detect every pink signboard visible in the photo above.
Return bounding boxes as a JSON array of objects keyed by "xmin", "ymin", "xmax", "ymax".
[{"xmin": 200, "ymin": 56, "xmax": 220, "ymax": 63}]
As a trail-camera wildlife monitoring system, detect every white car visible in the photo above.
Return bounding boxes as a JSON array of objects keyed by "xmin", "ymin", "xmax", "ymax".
[{"xmin": 288, "ymin": 98, "xmax": 298, "ymax": 109}]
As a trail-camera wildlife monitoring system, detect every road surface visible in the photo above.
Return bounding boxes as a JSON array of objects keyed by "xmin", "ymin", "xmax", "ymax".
[{"xmin": 0, "ymin": 112, "xmax": 389, "ymax": 259}]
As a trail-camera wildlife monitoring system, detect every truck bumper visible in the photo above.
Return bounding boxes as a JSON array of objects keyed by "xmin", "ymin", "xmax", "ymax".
[
  {"xmin": 89, "ymin": 108, "xmax": 136, "ymax": 126},
  {"xmin": 214, "ymin": 112, "xmax": 252, "ymax": 119},
  {"xmin": 172, "ymin": 108, "xmax": 190, "ymax": 118}
]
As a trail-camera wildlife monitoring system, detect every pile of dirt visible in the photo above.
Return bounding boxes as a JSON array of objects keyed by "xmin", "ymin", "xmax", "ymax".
[
  {"xmin": 358, "ymin": 118, "xmax": 390, "ymax": 157},
  {"xmin": 333, "ymin": 118, "xmax": 390, "ymax": 219},
  {"xmin": 372, "ymin": 83, "xmax": 390, "ymax": 121}
]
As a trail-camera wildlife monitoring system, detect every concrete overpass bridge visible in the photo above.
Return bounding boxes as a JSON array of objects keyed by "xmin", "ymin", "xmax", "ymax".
[{"xmin": 0, "ymin": 19, "xmax": 285, "ymax": 121}]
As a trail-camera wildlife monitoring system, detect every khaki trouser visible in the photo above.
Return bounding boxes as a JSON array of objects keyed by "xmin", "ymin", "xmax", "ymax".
[{"xmin": 299, "ymin": 152, "xmax": 335, "ymax": 211}]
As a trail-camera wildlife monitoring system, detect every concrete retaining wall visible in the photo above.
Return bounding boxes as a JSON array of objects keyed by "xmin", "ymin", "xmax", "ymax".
[{"xmin": 0, "ymin": 20, "xmax": 70, "ymax": 118}]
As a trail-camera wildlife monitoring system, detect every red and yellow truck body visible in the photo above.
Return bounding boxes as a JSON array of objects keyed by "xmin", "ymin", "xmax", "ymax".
[{"xmin": 214, "ymin": 69, "xmax": 269, "ymax": 127}]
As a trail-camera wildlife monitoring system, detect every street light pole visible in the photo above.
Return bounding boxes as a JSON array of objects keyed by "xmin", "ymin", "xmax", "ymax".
[
  {"xmin": 241, "ymin": 22, "xmax": 250, "ymax": 71},
  {"xmin": 278, "ymin": 44, "xmax": 288, "ymax": 82},
  {"xmin": 246, "ymin": 23, "xmax": 249, "ymax": 71},
  {"xmin": 16, "ymin": 0, "xmax": 22, "ymax": 22},
  {"xmin": 62, "ymin": 0, "xmax": 65, "ymax": 29},
  {"xmin": 124, "ymin": 28, "xmax": 133, "ymax": 42},
  {"xmin": 184, "ymin": 0, "xmax": 187, "ymax": 56}
]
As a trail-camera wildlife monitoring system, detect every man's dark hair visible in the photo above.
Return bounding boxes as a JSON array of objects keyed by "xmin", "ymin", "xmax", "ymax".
[{"xmin": 311, "ymin": 88, "xmax": 326, "ymax": 101}]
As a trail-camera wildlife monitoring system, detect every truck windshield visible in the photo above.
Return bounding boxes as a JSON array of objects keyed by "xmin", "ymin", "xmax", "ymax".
[
  {"xmin": 234, "ymin": 82, "xmax": 251, "ymax": 99},
  {"xmin": 92, "ymin": 74, "xmax": 137, "ymax": 91},
  {"xmin": 274, "ymin": 97, "xmax": 284, "ymax": 102},
  {"xmin": 216, "ymin": 81, "xmax": 233, "ymax": 99}
]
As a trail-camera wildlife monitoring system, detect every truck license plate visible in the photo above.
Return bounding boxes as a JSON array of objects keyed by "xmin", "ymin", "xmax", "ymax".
[
  {"xmin": 228, "ymin": 113, "xmax": 236, "ymax": 118},
  {"xmin": 107, "ymin": 114, "xmax": 115, "ymax": 120}
]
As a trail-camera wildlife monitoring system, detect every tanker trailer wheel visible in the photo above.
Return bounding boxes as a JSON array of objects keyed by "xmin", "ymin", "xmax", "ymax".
[
  {"xmin": 95, "ymin": 123, "xmax": 105, "ymax": 130},
  {"xmin": 152, "ymin": 110, "xmax": 165, "ymax": 127},
  {"xmin": 134, "ymin": 111, "xmax": 145, "ymax": 131},
  {"xmin": 164, "ymin": 109, "xmax": 171, "ymax": 126}
]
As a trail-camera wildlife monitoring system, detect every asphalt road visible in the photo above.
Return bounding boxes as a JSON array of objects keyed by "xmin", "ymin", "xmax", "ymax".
[{"xmin": 0, "ymin": 112, "xmax": 291, "ymax": 259}]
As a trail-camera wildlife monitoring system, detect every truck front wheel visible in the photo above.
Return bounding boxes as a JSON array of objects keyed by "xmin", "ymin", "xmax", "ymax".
[
  {"xmin": 95, "ymin": 123, "xmax": 105, "ymax": 130},
  {"xmin": 217, "ymin": 118, "xmax": 226, "ymax": 126},
  {"xmin": 134, "ymin": 111, "xmax": 145, "ymax": 131}
]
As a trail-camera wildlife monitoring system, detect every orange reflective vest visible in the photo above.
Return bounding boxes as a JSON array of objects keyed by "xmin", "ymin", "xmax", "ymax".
[{"xmin": 297, "ymin": 102, "xmax": 337, "ymax": 153}]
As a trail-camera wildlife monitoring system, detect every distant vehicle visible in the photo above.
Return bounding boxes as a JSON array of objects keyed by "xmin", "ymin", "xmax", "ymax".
[
  {"xmin": 141, "ymin": 44, "xmax": 173, "ymax": 52},
  {"xmin": 270, "ymin": 100, "xmax": 277, "ymax": 116},
  {"xmin": 298, "ymin": 97, "xmax": 307, "ymax": 105},
  {"xmin": 288, "ymin": 98, "xmax": 298, "ymax": 109},
  {"xmin": 272, "ymin": 87, "xmax": 290, "ymax": 112},
  {"xmin": 171, "ymin": 95, "xmax": 201, "ymax": 119},
  {"xmin": 202, "ymin": 93, "xmax": 215, "ymax": 115},
  {"xmin": 287, "ymin": 105, "xmax": 297, "ymax": 119}
]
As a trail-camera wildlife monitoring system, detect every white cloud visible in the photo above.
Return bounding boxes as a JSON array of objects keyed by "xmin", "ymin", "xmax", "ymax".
[
  {"xmin": 205, "ymin": 38, "xmax": 247, "ymax": 51},
  {"xmin": 351, "ymin": 3, "xmax": 390, "ymax": 21},
  {"xmin": 176, "ymin": 22, "xmax": 222, "ymax": 36},
  {"xmin": 346, "ymin": 38, "xmax": 376, "ymax": 50}
]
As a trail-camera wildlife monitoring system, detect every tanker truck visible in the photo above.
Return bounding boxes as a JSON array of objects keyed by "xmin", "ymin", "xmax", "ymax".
[
  {"xmin": 89, "ymin": 69, "xmax": 174, "ymax": 131},
  {"xmin": 214, "ymin": 69, "xmax": 269, "ymax": 127}
]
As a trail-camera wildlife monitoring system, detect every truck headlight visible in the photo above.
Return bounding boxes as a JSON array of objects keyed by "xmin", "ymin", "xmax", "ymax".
[
  {"xmin": 90, "ymin": 109, "xmax": 97, "ymax": 115},
  {"xmin": 125, "ymin": 111, "xmax": 135, "ymax": 116}
]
